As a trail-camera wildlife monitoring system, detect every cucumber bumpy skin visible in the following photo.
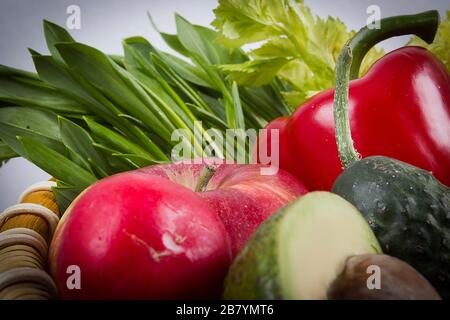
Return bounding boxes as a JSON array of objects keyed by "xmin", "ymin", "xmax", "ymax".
[{"xmin": 332, "ymin": 156, "xmax": 450, "ymax": 298}]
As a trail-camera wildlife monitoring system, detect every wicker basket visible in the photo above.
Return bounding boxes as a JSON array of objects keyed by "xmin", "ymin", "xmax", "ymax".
[{"xmin": 0, "ymin": 180, "xmax": 60, "ymax": 299}]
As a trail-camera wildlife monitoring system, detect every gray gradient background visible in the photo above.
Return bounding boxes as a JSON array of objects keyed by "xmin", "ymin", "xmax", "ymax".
[{"xmin": 0, "ymin": 0, "xmax": 449, "ymax": 210}]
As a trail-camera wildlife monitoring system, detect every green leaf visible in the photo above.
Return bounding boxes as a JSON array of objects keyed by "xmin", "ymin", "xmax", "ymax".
[
  {"xmin": 28, "ymin": 48, "xmax": 42, "ymax": 56},
  {"xmin": 0, "ymin": 64, "xmax": 39, "ymax": 79},
  {"xmin": 112, "ymin": 153, "xmax": 162, "ymax": 165},
  {"xmin": 212, "ymin": 0, "xmax": 384, "ymax": 108},
  {"xmin": 176, "ymin": 14, "xmax": 245, "ymax": 65},
  {"xmin": 408, "ymin": 10, "xmax": 450, "ymax": 73},
  {"xmin": 0, "ymin": 107, "xmax": 65, "ymax": 156},
  {"xmin": 218, "ymin": 58, "xmax": 289, "ymax": 86},
  {"xmin": 151, "ymin": 53, "xmax": 213, "ymax": 112},
  {"xmin": 251, "ymin": 38, "xmax": 297, "ymax": 59},
  {"xmin": 19, "ymin": 136, "xmax": 97, "ymax": 188},
  {"xmin": 32, "ymin": 54, "xmax": 132, "ymax": 132},
  {"xmin": 198, "ymin": 93, "xmax": 226, "ymax": 121},
  {"xmin": 58, "ymin": 116, "xmax": 111, "ymax": 175},
  {"xmin": 84, "ymin": 117, "xmax": 157, "ymax": 166},
  {"xmin": 109, "ymin": 54, "xmax": 125, "ymax": 67},
  {"xmin": 43, "ymin": 20, "xmax": 75, "ymax": 62},
  {"xmin": 212, "ymin": 0, "xmax": 286, "ymax": 47},
  {"xmin": 56, "ymin": 42, "xmax": 173, "ymax": 141},
  {"xmin": 161, "ymin": 33, "xmax": 190, "ymax": 56},
  {"xmin": 147, "ymin": 12, "xmax": 191, "ymax": 57},
  {"xmin": 122, "ymin": 52, "xmax": 197, "ymax": 133},
  {"xmin": 32, "ymin": 55, "xmax": 94, "ymax": 103},
  {"xmin": 188, "ymin": 103, "xmax": 228, "ymax": 130},
  {"xmin": 91, "ymin": 142, "xmax": 139, "ymax": 172},
  {"xmin": 160, "ymin": 52, "xmax": 213, "ymax": 88},
  {"xmin": 0, "ymin": 140, "xmax": 18, "ymax": 165},
  {"xmin": 117, "ymin": 114, "xmax": 144, "ymax": 126},
  {"xmin": 241, "ymin": 84, "xmax": 290, "ymax": 118},
  {"xmin": 0, "ymin": 107, "xmax": 61, "ymax": 140},
  {"xmin": 231, "ymin": 82, "xmax": 245, "ymax": 130},
  {"xmin": 32, "ymin": 53, "xmax": 157, "ymax": 153},
  {"xmin": 0, "ymin": 74, "xmax": 89, "ymax": 114},
  {"xmin": 52, "ymin": 185, "xmax": 84, "ymax": 213}
]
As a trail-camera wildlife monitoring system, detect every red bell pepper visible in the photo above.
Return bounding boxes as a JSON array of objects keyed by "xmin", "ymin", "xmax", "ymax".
[{"xmin": 263, "ymin": 11, "xmax": 450, "ymax": 191}]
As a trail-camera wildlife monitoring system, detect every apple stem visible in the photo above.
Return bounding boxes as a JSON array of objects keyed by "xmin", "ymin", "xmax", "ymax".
[{"xmin": 195, "ymin": 165, "xmax": 216, "ymax": 192}]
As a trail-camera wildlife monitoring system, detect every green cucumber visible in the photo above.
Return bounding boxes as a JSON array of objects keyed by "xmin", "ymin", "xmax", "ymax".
[
  {"xmin": 330, "ymin": 12, "xmax": 450, "ymax": 298},
  {"xmin": 223, "ymin": 192, "xmax": 381, "ymax": 299},
  {"xmin": 332, "ymin": 156, "xmax": 450, "ymax": 298}
]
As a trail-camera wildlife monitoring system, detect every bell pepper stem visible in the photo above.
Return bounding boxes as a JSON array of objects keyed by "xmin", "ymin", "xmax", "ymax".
[
  {"xmin": 349, "ymin": 10, "xmax": 440, "ymax": 79},
  {"xmin": 334, "ymin": 10, "xmax": 440, "ymax": 169}
]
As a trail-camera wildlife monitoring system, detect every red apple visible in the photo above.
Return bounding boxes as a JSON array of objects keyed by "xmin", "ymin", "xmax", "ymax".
[{"xmin": 49, "ymin": 161, "xmax": 307, "ymax": 299}]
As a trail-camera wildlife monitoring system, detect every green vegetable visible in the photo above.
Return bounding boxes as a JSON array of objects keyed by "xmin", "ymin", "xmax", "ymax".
[
  {"xmin": 223, "ymin": 192, "xmax": 381, "ymax": 299},
  {"xmin": 212, "ymin": 0, "xmax": 384, "ymax": 107},
  {"xmin": 332, "ymin": 157, "xmax": 450, "ymax": 298},
  {"xmin": 0, "ymin": 14, "xmax": 288, "ymax": 209},
  {"xmin": 0, "ymin": 139, "xmax": 17, "ymax": 166}
]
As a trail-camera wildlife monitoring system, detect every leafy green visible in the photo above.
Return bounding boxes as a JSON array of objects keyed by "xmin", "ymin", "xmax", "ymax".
[
  {"xmin": 0, "ymin": 14, "xmax": 290, "ymax": 212},
  {"xmin": 212, "ymin": 0, "xmax": 384, "ymax": 107},
  {"xmin": 230, "ymin": 82, "xmax": 245, "ymax": 130},
  {"xmin": 43, "ymin": 19, "xmax": 75, "ymax": 62},
  {"xmin": 56, "ymin": 43, "xmax": 173, "ymax": 139},
  {"xmin": 58, "ymin": 116, "xmax": 111, "ymax": 174},
  {"xmin": 160, "ymin": 52, "xmax": 212, "ymax": 88},
  {"xmin": 151, "ymin": 13, "xmax": 289, "ymax": 121},
  {"xmin": 0, "ymin": 107, "xmax": 65, "ymax": 156},
  {"xmin": 84, "ymin": 117, "xmax": 157, "ymax": 166},
  {"xmin": 0, "ymin": 64, "xmax": 39, "ymax": 79},
  {"xmin": 52, "ymin": 185, "xmax": 84, "ymax": 213},
  {"xmin": 175, "ymin": 14, "xmax": 246, "ymax": 65},
  {"xmin": 0, "ymin": 74, "xmax": 90, "ymax": 114},
  {"xmin": 0, "ymin": 139, "xmax": 18, "ymax": 166},
  {"xmin": 19, "ymin": 136, "xmax": 97, "ymax": 188},
  {"xmin": 408, "ymin": 10, "xmax": 450, "ymax": 72}
]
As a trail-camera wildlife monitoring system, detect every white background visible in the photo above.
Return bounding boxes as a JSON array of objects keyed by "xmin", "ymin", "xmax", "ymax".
[{"xmin": 0, "ymin": 0, "xmax": 449, "ymax": 210}]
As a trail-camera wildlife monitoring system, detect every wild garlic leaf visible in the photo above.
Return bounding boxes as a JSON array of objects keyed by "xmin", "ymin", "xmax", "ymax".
[
  {"xmin": 0, "ymin": 107, "xmax": 65, "ymax": 156},
  {"xmin": 55, "ymin": 42, "xmax": 173, "ymax": 141},
  {"xmin": 58, "ymin": 116, "xmax": 111, "ymax": 175},
  {"xmin": 175, "ymin": 14, "xmax": 247, "ymax": 65},
  {"xmin": 19, "ymin": 135, "xmax": 97, "ymax": 188},
  {"xmin": 0, "ymin": 107, "xmax": 61, "ymax": 140},
  {"xmin": 0, "ymin": 74, "xmax": 89, "ymax": 114},
  {"xmin": 162, "ymin": 32, "xmax": 191, "ymax": 56},
  {"xmin": 31, "ymin": 54, "xmax": 129, "ymax": 131},
  {"xmin": 43, "ymin": 20, "xmax": 75, "ymax": 62},
  {"xmin": 160, "ymin": 52, "xmax": 213, "ymax": 88},
  {"xmin": 231, "ymin": 82, "xmax": 245, "ymax": 130},
  {"xmin": 84, "ymin": 117, "xmax": 157, "ymax": 166},
  {"xmin": 0, "ymin": 140, "xmax": 18, "ymax": 164},
  {"xmin": 0, "ymin": 64, "xmax": 39, "ymax": 79},
  {"xmin": 52, "ymin": 185, "xmax": 84, "ymax": 213},
  {"xmin": 32, "ymin": 55, "xmax": 94, "ymax": 103},
  {"xmin": 91, "ymin": 142, "xmax": 142, "ymax": 172}
]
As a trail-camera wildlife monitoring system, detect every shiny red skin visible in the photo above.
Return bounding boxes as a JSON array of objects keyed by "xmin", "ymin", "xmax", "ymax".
[
  {"xmin": 139, "ymin": 162, "xmax": 307, "ymax": 256},
  {"xmin": 266, "ymin": 47, "xmax": 450, "ymax": 190},
  {"xmin": 49, "ymin": 173, "xmax": 231, "ymax": 300},
  {"xmin": 49, "ymin": 162, "xmax": 307, "ymax": 299}
]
